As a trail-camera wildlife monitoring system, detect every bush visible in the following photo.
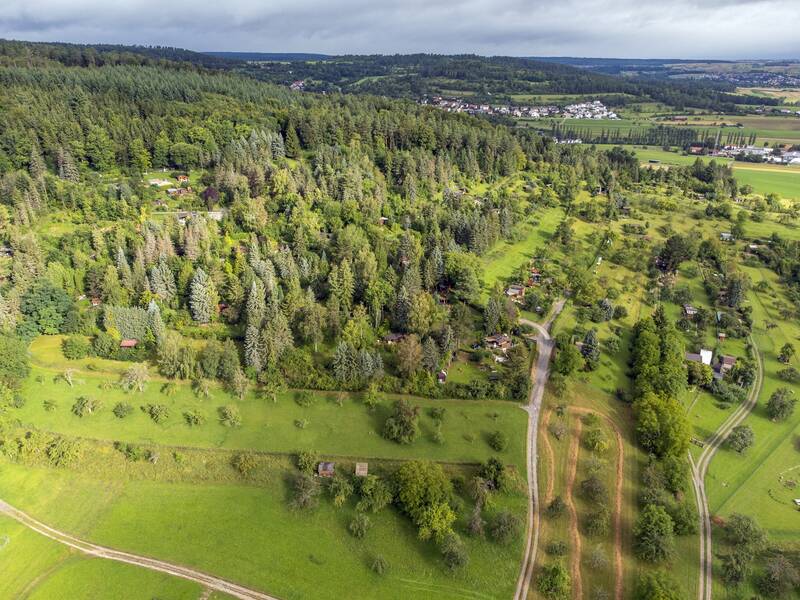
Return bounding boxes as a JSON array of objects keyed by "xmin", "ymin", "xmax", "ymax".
[
  {"xmin": 537, "ymin": 562, "xmax": 570, "ymax": 599},
  {"xmin": 545, "ymin": 540, "xmax": 568, "ymax": 556},
  {"xmin": 218, "ymin": 405, "xmax": 241, "ymax": 427},
  {"xmin": 349, "ymin": 514, "xmax": 371, "ymax": 538},
  {"xmin": 382, "ymin": 399, "xmax": 420, "ymax": 444},
  {"xmin": 62, "ymin": 335, "xmax": 91, "ymax": 360},
  {"xmin": 231, "ymin": 452, "xmax": 257, "ymax": 476},
  {"xmin": 580, "ymin": 475, "xmax": 608, "ymax": 504},
  {"xmin": 634, "ymin": 571, "xmax": 681, "ymax": 600},
  {"xmin": 183, "ymin": 409, "xmax": 206, "ymax": 427},
  {"xmin": 11, "ymin": 393, "xmax": 26, "ymax": 409},
  {"xmin": 371, "ymin": 556, "xmax": 388, "ymax": 576},
  {"xmin": 296, "ymin": 450, "xmax": 319, "ymax": 475},
  {"xmin": 112, "ymin": 402, "xmax": 133, "ymax": 419},
  {"xmin": 488, "ymin": 430, "xmax": 508, "ymax": 451},
  {"xmin": 356, "ymin": 475, "xmax": 393, "ymax": 513},
  {"xmin": 295, "ymin": 390, "xmax": 316, "ymax": 407},
  {"xmin": 440, "ymin": 532, "xmax": 469, "ymax": 570},
  {"xmin": 141, "ymin": 403, "xmax": 169, "ymax": 424},
  {"xmin": 585, "ymin": 506, "xmax": 610, "ymax": 537},
  {"xmin": 43, "ymin": 399, "xmax": 57, "ymax": 412},
  {"xmin": 72, "ymin": 396, "xmax": 101, "ymax": 417},
  {"xmin": 114, "ymin": 442, "xmax": 145, "ymax": 462},
  {"xmin": 489, "ymin": 510, "xmax": 521, "ymax": 544},
  {"xmin": 546, "ymin": 496, "xmax": 567, "ymax": 519},
  {"xmin": 329, "ymin": 474, "xmax": 354, "ymax": 508},
  {"xmin": 291, "ymin": 472, "xmax": 320, "ymax": 510}
]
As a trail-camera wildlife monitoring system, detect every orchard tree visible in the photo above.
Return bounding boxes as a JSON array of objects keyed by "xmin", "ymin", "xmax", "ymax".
[
  {"xmin": 634, "ymin": 504, "xmax": 675, "ymax": 563},
  {"xmin": 766, "ymin": 388, "xmax": 796, "ymax": 421},
  {"xmin": 726, "ymin": 425, "xmax": 754, "ymax": 454}
]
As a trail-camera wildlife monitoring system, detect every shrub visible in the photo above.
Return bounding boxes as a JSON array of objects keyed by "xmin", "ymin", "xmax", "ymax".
[
  {"xmin": 62, "ymin": 335, "xmax": 91, "ymax": 360},
  {"xmin": 43, "ymin": 399, "xmax": 57, "ymax": 412},
  {"xmin": 114, "ymin": 442, "xmax": 145, "ymax": 462},
  {"xmin": 356, "ymin": 475, "xmax": 392, "ymax": 513},
  {"xmin": 371, "ymin": 556, "xmax": 388, "ymax": 576},
  {"xmin": 218, "ymin": 405, "xmax": 241, "ymax": 427},
  {"xmin": 296, "ymin": 450, "xmax": 319, "ymax": 475},
  {"xmin": 546, "ymin": 496, "xmax": 567, "ymax": 519},
  {"xmin": 231, "ymin": 452, "xmax": 257, "ymax": 476},
  {"xmin": 545, "ymin": 540, "xmax": 568, "ymax": 556},
  {"xmin": 634, "ymin": 571, "xmax": 681, "ymax": 600},
  {"xmin": 329, "ymin": 474, "xmax": 354, "ymax": 508},
  {"xmin": 585, "ymin": 506, "xmax": 610, "ymax": 537},
  {"xmin": 112, "ymin": 402, "xmax": 133, "ymax": 419},
  {"xmin": 348, "ymin": 514, "xmax": 371, "ymax": 538},
  {"xmin": 537, "ymin": 562, "xmax": 571, "ymax": 599},
  {"xmin": 580, "ymin": 475, "xmax": 608, "ymax": 504},
  {"xmin": 382, "ymin": 399, "xmax": 420, "ymax": 444},
  {"xmin": 72, "ymin": 396, "xmax": 101, "ymax": 417},
  {"xmin": 141, "ymin": 403, "xmax": 169, "ymax": 424},
  {"xmin": 488, "ymin": 430, "xmax": 508, "ymax": 451},
  {"xmin": 489, "ymin": 510, "xmax": 521, "ymax": 544},
  {"xmin": 439, "ymin": 532, "xmax": 469, "ymax": 570},
  {"xmin": 11, "ymin": 393, "xmax": 26, "ymax": 409},
  {"xmin": 295, "ymin": 390, "xmax": 316, "ymax": 407},
  {"xmin": 291, "ymin": 472, "xmax": 320, "ymax": 510},
  {"xmin": 183, "ymin": 409, "xmax": 206, "ymax": 427}
]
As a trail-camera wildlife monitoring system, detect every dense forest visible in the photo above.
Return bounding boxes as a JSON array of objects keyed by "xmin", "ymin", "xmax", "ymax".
[{"xmin": 231, "ymin": 53, "xmax": 778, "ymax": 111}]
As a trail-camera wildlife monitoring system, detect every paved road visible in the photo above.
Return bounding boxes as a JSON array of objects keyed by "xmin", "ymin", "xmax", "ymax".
[
  {"xmin": 689, "ymin": 337, "xmax": 763, "ymax": 600},
  {"xmin": 0, "ymin": 500, "xmax": 279, "ymax": 600},
  {"xmin": 513, "ymin": 299, "xmax": 565, "ymax": 600}
]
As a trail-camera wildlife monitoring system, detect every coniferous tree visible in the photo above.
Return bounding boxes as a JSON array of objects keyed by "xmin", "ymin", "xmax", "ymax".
[{"xmin": 189, "ymin": 268, "xmax": 218, "ymax": 324}]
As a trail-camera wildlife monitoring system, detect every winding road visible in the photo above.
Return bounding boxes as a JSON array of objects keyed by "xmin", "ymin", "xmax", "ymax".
[
  {"xmin": 689, "ymin": 337, "xmax": 763, "ymax": 600},
  {"xmin": 513, "ymin": 299, "xmax": 565, "ymax": 600},
  {"xmin": 0, "ymin": 499, "xmax": 278, "ymax": 600}
]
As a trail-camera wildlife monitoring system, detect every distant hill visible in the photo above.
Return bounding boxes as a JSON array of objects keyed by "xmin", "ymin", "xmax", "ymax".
[
  {"xmin": 0, "ymin": 39, "xmax": 240, "ymax": 70},
  {"xmin": 205, "ymin": 52, "xmax": 331, "ymax": 62}
]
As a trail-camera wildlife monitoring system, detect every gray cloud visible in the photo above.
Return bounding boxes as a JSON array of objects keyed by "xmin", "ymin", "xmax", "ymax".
[{"xmin": 0, "ymin": 0, "xmax": 798, "ymax": 58}]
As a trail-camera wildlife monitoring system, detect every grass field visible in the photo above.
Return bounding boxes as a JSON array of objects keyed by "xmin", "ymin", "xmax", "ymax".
[
  {"xmin": 0, "ymin": 455, "xmax": 526, "ymax": 600},
  {"xmin": 0, "ymin": 514, "xmax": 208, "ymax": 599},
  {"xmin": 18, "ymin": 340, "xmax": 528, "ymax": 470},
  {"xmin": 595, "ymin": 145, "xmax": 800, "ymax": 199}
]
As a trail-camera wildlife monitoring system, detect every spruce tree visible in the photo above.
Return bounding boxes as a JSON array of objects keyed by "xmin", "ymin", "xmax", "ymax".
[
  {"xmin": 147, "ymin": 300, "xmax": 165, "ymax": 342},
  {"xmin": 189, "ymin": 268, "xmax": 218, "ymax": 324}
]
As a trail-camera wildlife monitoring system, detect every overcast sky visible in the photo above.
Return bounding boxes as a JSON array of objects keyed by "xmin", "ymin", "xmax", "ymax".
[{"xmin": 1, "ymin": 0, "xmax": 798, "ymax": 59}]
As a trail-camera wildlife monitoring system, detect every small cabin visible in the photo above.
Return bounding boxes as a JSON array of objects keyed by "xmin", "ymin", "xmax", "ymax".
[
  {"xmin": 437, "ymin": 369, "xmax": 447, "ymax": 384},
  {"xmin": 355, "ymin": 462, "xmax": 369, "ymax": 477},
  {"xmin": 317, "ymin": 462, "xmax": 335, "ymax": 478},
  {"xmin": 683, "ymin": 305, "xmax": 698, "ymax": 318},
  {"xmin": 177, "ymin": 175, "xmax": 190, "ymax": 183},
  {"xmin": 484, "ymin": 333, "xmax": 512, "ymax": 351},
  {"xmin": 120, "ymin": 339, "xmax": 139, "ymax": 349},
  {"xmin": 505, "ymin": 284, "xmax": 526, "ymax": 299},
  {"xmin": 383, "ymin": 333, "xmax": 406, "ymax": 345}
]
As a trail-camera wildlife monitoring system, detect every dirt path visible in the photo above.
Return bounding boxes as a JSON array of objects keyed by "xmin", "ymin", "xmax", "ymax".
[
  {"xmin": 513, "ymin": 298, "xmax": 565, "ymax": 600},
  {"xmin": 564, "ymin": 418, "xmax": 584, "ymax": 600},
  {"xmin": 541, "ymin": 409, "xmax": 556, "ymax": 504},
  {"xmin": 0, "ymin": 500, "xmax": 279, "ymax": 600},
  {"xmin": 689, "ymin": 337, "xmax": 763, "ymax": 600}
]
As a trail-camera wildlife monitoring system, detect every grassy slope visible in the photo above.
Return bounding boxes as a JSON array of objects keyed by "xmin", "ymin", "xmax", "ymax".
[
  {"xmin": 0, "ymin": 514, "xmax": 203, "ymax": 599},
  {"xmin": 17, "ymin": 356, "xmax": 527, "ymax": 470},
  {"xmin": 0, "ymin": 459, "xmax": 525, "ymax": 600}
]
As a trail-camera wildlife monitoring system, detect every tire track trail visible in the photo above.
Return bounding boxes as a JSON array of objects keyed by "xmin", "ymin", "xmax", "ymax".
[{"xmin": 0, "ymin": 500, "xmax": 278, "ymax": 600}]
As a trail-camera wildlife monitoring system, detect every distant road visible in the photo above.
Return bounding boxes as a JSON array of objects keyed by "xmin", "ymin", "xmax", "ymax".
[
  {"xmin": 513, "ymin": 299, "xmax": 565, "ymax": 600},
  {"xmin": 689, "ymin": 337, "xmax": 763, "ymax": 600},
  {"xmin": 0, "ymin": 500, "xmax": 279, "ymax": 600}
]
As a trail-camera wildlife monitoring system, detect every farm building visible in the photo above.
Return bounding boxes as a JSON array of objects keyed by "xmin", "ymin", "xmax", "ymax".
[{"xmin": 686, "ymin": 349, "xmax": 712, "ymax": 366}]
